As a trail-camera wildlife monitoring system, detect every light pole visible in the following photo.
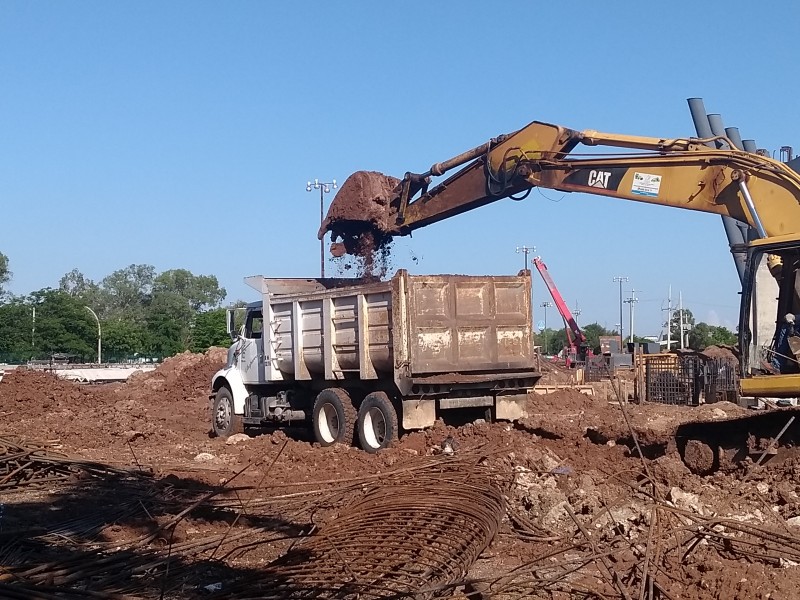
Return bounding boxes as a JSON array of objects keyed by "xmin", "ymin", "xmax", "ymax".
[
  {"xmin": 515, "ymin": 245, "xmax": 535, "ymax": 272},
  {"xmin": 306, "ymin": 178, "xmax": 337, "ymax": 277},
  {"xmin": 540, "ymin": 301, "xmax": 553, "ymax": 354},
  {"xmin": 613, "ymin": 276, "xmax": 629, "ymax": 349},
  {"xmin": 85, "ymin": 306, "xmax": 101, "ymax": 364},
  {"xmin": 624, "ymin": 289, "xmax": 640, "ymax": 344}
]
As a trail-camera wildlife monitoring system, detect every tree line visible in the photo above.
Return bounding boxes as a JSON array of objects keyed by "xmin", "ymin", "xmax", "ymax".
[
  {"xmin": 536, "ymin": 308, "xmax": 737, "ymax": 357},
  {"xmin": 0, "ymin": 253, "xmax": 230, "ymax": 363}
]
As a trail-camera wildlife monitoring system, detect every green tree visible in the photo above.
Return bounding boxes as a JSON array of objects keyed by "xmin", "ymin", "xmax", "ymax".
[
  {"xmin": 28, "ymin": 289, "xmax": 96, "ymax": 360},
  {"xmin": 191, "ymin": 308, "xmax": 230, "ymax": 352},
  {"xmin": 153, "ymin": 269, "xmax": 226, "ymax": 311},
  {"xmin": 145, "ymin": 292, "xmax": 192, "ymax": 357},
  {"xmin": 103, "ymin": 319, "xmax": 147, "ymax": 360},
  {"xmin": 582, "ymin": 323, "xmax": 612, "ymax": 354},
  {"xmin": 688, "ymin": 322, "xmax": 737, "ymax": 350},
  {"xmin": 101, "ymin": 264, "xmax": 156, "ymax": 322},
  {"xmin": 0, "ymin": 298, "xmax": 33, "ymax": 362}
]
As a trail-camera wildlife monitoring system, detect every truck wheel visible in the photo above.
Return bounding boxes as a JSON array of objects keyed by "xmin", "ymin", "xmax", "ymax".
[
  {"xmin": 212, "ymin": 387, "xmax": 243, "ymax": 438},
  {"xmin": 312, "ymin": 388, "xmax": 356, "ymax": 447},
  {"xmin": 357, "ymin": 392, "xmax": 398, "ymax": 453}
]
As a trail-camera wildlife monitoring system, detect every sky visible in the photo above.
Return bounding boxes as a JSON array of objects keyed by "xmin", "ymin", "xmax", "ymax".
[{"xmin": 1, "ymin": 1, "xmax": 798, "ymax": 337}]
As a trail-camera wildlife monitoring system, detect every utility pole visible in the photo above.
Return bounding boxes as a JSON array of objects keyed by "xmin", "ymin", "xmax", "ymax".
[
  {"xmin": 540, "ymin": 301, "xmax": 553, "ymax": 354},
  {"xmin": 306, "ymin": 178, "xmax": 337, "ymax": 277},
  {"xmin": 573, "ymin": 302, "xmax": 581, "ymax": 325},
  {"xmin": 624, "ymin": 289, "xmax": 640, "ymax": 344},
  {"xmin": 663, "ymin": 285, "xmax": 673, "ymax": 351},
  {"xmin": 679, "ymin": 291, "xmax": 686, "ymax": 349},
  {"xmin": 613, "ymin": 276, "xmax": 629, "ymax": 349}
]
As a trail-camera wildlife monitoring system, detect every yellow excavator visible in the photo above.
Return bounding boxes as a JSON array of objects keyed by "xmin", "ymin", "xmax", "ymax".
[{"xmin": 319, "ymin": 119, "xmax": 800, "ymax": 400}]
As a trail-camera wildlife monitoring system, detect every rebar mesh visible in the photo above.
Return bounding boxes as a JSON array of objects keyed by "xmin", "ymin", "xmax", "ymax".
[{"xmin": 217, "ymin": 468, "xmax": 505, "ymax": 600}]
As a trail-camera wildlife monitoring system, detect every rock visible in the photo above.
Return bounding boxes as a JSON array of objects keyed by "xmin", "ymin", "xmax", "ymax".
[
  {"xmin": 225, "ymin": 433, "xmax": 250, "ymax": 445},
  {"xmin": 271, "ymin": 430, "xmax": 288, "ymax": 444},
  {"xmin": 756, "ymin": 482, "xmax": 770, "ymax": 495},
  {"xmin": 786, "ymin": 515, "xmax": 800, "ymax": 529},
  {"xmin": 683, "ymin": 439, "xmax": 715, "ymax": 475},
  {"xmin": 669, "ymin": 487, "xmax": 706, "ymax": 515},
  {"xmin": 711, "ymin": 408, "xmax": 728, "ymax": 419},
  {"xmin": 402, "ymin": 448, "xmax": 419, "ymax": 456},
  {"xmin": 194, "ymin": 452, "xmax": 216, "ymax": 462}
]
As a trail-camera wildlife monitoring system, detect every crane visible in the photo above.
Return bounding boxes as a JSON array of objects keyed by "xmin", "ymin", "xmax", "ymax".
[{"xmin": 531, "ymin": 256, "xmax": 590, "ymax": 367}]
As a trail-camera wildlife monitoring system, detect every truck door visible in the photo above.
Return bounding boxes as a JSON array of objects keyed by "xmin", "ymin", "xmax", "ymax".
[{"xmin": 237, "ymin": 309, "xmax": 266, "ymax": 384}]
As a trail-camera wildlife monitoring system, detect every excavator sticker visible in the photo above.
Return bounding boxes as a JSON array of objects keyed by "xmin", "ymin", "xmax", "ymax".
[
  {"xmin": 562, "ymin": 167, "xmax": 626, "ymax": 191},
  {"xmin": 631, "ymin": 172, "xmax": 662, "ymax": 197}
]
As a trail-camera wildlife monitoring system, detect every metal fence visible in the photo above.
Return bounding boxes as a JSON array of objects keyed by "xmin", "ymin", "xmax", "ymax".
[{"xmin": 642, "ymin": 354, "xmax": 738, "ymax": 405}]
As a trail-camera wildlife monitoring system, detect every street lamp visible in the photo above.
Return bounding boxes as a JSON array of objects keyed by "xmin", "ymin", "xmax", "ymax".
[
  {"xmin": 612, "ymin": 276, "xmax": 629, "ymax": 349},
  {"xmin": 515, "ymin": 245, "xmax": 535, "ymax": 272},
  {"xmin": 540, "ymin": 301, "xmax": 553, "ymax": 354},
  {"xmin": 306, "ymin": 178, "xmax": 337, "ymax": 277},
  {"xmin": 85, "ymin": 306, "xmax": 101, "ymax": 364}
]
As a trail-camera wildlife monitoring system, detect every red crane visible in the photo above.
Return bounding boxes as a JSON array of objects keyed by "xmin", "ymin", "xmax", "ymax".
[{"xmin": 532, "ymin": 256, "xmax": 591, "ymax": 366}]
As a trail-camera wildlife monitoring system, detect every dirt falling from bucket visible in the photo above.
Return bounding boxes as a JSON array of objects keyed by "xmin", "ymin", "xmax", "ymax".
[{"xmin": 321, "ymin": 170, "xmax": 401, "ymax": 279}]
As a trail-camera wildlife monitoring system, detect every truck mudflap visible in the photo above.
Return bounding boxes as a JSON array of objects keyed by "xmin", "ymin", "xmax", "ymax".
[
  {"xmin": 676, "ymin": 407, "xmax": 800, "ymax": 474},
  {"xmin": 210, "ymin": 367, "xmax": 249, "ymax": 415}
]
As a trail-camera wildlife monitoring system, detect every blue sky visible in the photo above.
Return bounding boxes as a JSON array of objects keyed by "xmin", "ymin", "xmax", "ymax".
[{"xmin": 1, "ymin": 1, "xmax": 797, "ymax": 336}]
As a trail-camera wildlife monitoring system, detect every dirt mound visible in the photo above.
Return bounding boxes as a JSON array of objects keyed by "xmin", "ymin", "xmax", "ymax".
[
  {"xmin": 0, "ymin": 349, "xmax": 228, "ymax": 459},
  {"xmin": 125, "ymin": 347, "xmax": 227, "ymax": 402}
]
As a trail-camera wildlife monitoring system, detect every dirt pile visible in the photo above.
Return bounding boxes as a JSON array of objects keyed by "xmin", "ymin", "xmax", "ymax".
[
  {"xmin": 126, "ymin": 347, "xmax": 228, "ymax": 403},
  {"xmin": 0, "ymin": 348, "xmax": 227, "ymax": 459}
]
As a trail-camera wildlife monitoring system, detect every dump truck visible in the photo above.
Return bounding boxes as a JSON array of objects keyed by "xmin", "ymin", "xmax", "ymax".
[{"xmin": 210, "ymin": 269, "xmax": 539, "ymax": 452}]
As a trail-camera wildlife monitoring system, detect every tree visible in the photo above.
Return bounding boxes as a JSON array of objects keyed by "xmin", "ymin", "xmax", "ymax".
[
  {"xmin": 582, "ymin": 323, "xmax": 612, "ymax": 354},
  {"xmin": 153, "ymin": 269, "xmax": 226, "ymax": 311},
  {"xmin": 28, "ymin": 289, "xmax": 96, "ymax": 360},
  {"xmin": 103, "ymin": 319, "xmax": 147, "ymax": 361},
  {"xmin": 101, "ymin": 264, "xmax": 156, "ymax": 322},
  {"xmin": 0, "ymin": 298, "xmax": 33, "ymax": 362},
  {"xmin": 0, "ymin": 252, "xmax": 11, "ymax": 298},
  {"xmin": 191, "ymin": 308, "xmax": 231, "ymax": 352},
  {"xmin": 145, "ymin": 292, "xmax": 193, "ymax": 357},
  {"xmin": 688, "ymin": 322, "xmax": 737, "ymax": 350}
]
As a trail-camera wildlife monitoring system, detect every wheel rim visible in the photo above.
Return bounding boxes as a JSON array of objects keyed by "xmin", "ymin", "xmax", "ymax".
[
  {"xmin": 317, "ymin": 403, "xmax": 340, "ymax": 444},
  {"xmin": 215, "ymin": 397, "xmax": 232, "ymax": 431},
  {"xmin": 363, "ymin": 406, "xmax": 387, "ymax": 450}
]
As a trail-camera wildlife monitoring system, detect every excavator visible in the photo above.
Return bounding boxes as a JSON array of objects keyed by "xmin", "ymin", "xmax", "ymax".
[
  {"xmin": 318, "ymin": 117, "xmax": 800, "ymax": 473},
  {"xmin": 320, "ymin": 118, "xmax": 800, "ymax": 400}
]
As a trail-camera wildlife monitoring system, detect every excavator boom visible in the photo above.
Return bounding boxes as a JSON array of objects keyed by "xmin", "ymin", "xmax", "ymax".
[{"xmin": 320, "ymin": 120, "xmax": 800, "ymax": 245}]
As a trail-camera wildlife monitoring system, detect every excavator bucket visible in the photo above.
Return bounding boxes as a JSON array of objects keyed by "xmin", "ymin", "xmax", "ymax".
[{"xmin": 318, "ymin": 171, "xmax": 401, "ymax": 258}]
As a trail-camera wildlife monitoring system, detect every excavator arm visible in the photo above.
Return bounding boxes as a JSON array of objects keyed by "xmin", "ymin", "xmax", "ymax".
[{"xmin": 320, "ymin": 120, "xmax": 800, "ymax": 246}]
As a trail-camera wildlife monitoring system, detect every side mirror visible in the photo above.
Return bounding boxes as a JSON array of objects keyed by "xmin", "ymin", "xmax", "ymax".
[{"xmin": 226, "ymin": 309, "xmax": 239, "ymax": 341}]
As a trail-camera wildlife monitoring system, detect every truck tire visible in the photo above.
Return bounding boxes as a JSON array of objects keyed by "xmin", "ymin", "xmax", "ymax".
[
  {"xmin": 312, "ymin": 388, "xmax": 356, "ymax": 447},
  {"xmin": 212, "ymin": 387, "xmax": 243, "ymax": 438},
  {"xmin": 357, "ymin": 392, "xmax": 398, "ymax": 453}
]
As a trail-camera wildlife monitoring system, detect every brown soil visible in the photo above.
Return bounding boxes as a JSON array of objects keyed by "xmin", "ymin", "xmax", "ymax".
[{"xmin": 2, "ymin": 354, "xmax": 800, "ymax": 599}]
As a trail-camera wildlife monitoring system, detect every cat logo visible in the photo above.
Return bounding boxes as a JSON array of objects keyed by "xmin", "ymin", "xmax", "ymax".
[{"xmin": 587, "ymin": 170, "xmax": 611, "ymax": 189}]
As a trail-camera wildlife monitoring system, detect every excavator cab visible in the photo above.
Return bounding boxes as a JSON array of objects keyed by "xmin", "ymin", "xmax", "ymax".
[{"xmin": 740, "ymin": 239, "xmax": 800, "ymax": 392}]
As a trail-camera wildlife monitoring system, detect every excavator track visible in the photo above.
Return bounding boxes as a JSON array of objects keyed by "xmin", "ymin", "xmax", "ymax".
[{"xmin": 676, "ymin": 407, "xmax": 800, "ymax": 474}]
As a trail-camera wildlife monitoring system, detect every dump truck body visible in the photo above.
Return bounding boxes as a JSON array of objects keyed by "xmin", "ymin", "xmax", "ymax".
[{"xmin": 210, "ymin": 270, "xmax": 539, "ymax": 450}]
